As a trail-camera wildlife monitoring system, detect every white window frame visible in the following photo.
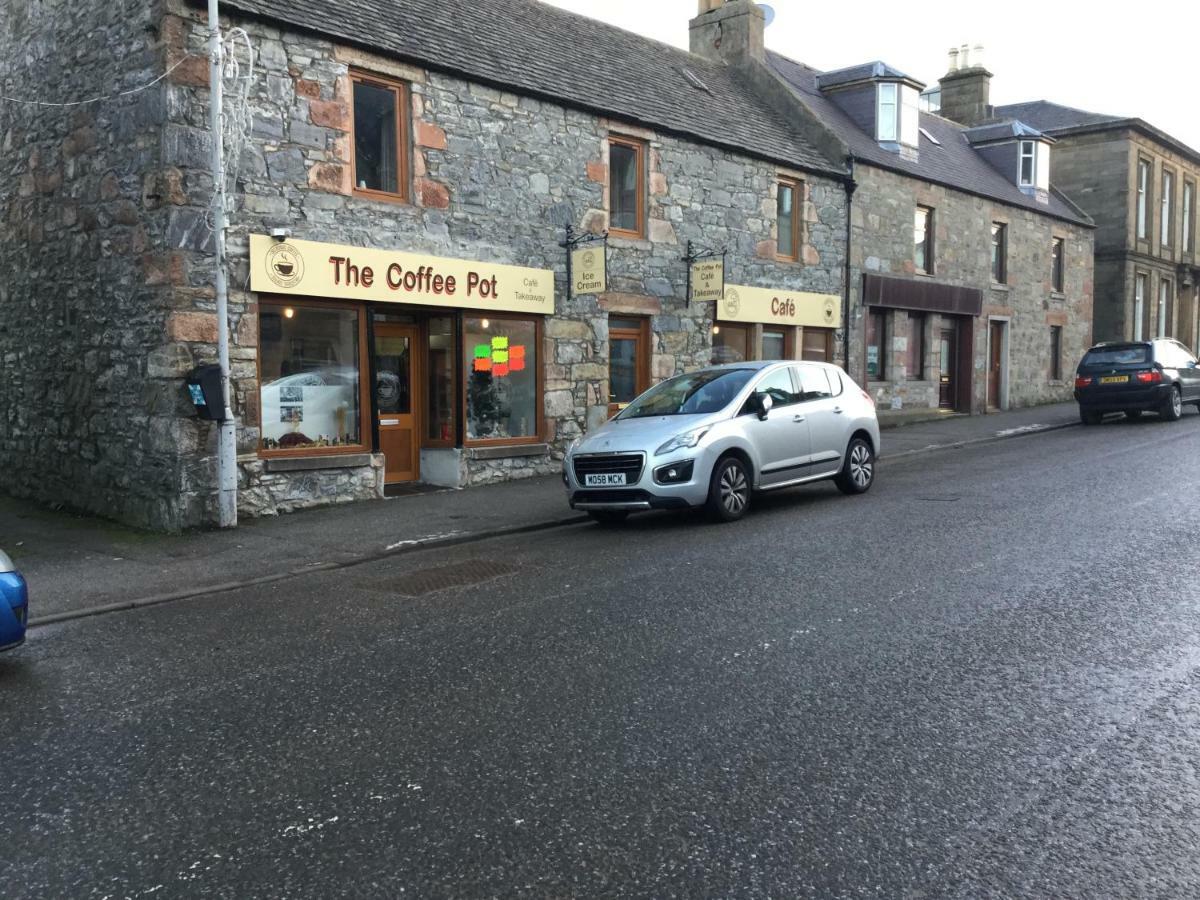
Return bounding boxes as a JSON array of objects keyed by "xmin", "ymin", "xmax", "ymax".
[
  {"xmin": 1134, "ymin": 274, "xmax": 1146, "ymax": 341},
  {"xmin": 1185, "ymin": 181, "xmax": 1195, "ymax": 254},
  {"xmin": 1137, "ymin": 160, "xmax": 1150, "ymax": 240},
  {"xmin": 877, "ymin": 83, "xmax": 898, "ymax": 142},
  {"xmin": 1019, "ymin": 141, "xmax": 1036, "ymax": 186},
  {"xmin": 1161, "ymin": 170, "xmax": 1174, "ymax": 248}
]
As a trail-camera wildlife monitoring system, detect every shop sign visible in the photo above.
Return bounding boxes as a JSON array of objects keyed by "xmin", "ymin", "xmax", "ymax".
[
  {"xmin": 690, "ymin": 258, "xmax": 725, "ymax": 303},
  {"xmin": 250, "ymin": 235, "xmax": 554, "ymax": 315},
  {"xmin": 719, "ymin": 284, "xmax": 842, "ymax": 329},
  {"xmin": 570, "ymin": 244, "xmax": 606, "ymax": 296}
]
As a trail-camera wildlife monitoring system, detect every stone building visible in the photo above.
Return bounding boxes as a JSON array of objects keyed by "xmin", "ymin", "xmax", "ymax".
[
  {"xmin": 0, "ymin": 0, "xmax": 849, "ymax": 530},
  {"xmin": 763, "ymin": 51, "xmax": 1096, "ymax": 414},
  {"xmin": 993, "ymin": 100, "xmax": 1200, "ymax": 352}
]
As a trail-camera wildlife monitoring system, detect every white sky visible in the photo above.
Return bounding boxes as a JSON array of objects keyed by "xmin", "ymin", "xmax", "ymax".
[{"xmin": 542, "ymin": 0, "xmax": 1200, "ymax": 152}]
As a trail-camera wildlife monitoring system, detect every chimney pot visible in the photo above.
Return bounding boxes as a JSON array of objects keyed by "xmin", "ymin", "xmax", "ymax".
[{"xmin": 948, "ymin": 47, "xmax": 959, "ymax": 72}]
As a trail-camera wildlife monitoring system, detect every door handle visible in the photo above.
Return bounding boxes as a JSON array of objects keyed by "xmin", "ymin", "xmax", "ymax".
[{"xmin": 792, "ymin": 414, "xmax": 806, "ymax": 423}]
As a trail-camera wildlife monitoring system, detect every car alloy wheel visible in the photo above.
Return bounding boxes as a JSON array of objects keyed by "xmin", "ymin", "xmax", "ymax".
[
  {"xmin": 1162, "ymin": 386, "xmax": 1183, "ymax": 422},
  {"xmin": 849, "ymin": 443, "xmax": 873, "ymax": 489},
  {"xmin": 720, "ymin": 465, "xmax": 749, "ymax": 515}
]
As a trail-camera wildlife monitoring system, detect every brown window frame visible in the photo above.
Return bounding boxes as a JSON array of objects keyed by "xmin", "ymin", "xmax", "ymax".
[
  {"xmin": 607, "ymin": 135, "xmax": 647, "ymax": 239},
  {"xmin": 866, "ymin": 308, "xmax": 888, "ymax": 380},
  {"xmin": 991, "ymin": 222, "xmax": 1008, "ymax": 284},
  {"xmin": 914, "ymin": 205, "xmax": 934, "ymax": 275},
  {"xmin": 609, "ymin": 315, "xmax": 652, "ymax": 416},
  {"xmin": 350, "ymin": 70, "xmax": 410, "ymax": 205},
  {"xmin": 801, "ymin": 327, "xmax": 834, "ymax": 363},
  {"xmin": 256, "ymin": 295, "xmax": 372, "ymax": 460},
  {"xmin": 776, "ymin": 177, "xmax": 802, "ymax": 262},
  {"xmin": 421, "ymin": 313, "xmax": 459, "ymax": 450},
  {"xmin": 1051, "ymin": 237, "xmax": 1065, "ymax": 293},
  {"xmin": 461, "ymin": 312, "xmax": 545, "ymax": 449},
  {"xmin": 907, "ymin": 312, "xmax": 926, "ymax": 380},
  {"xmin": 760, "ymin": 326, "xmax": 795, "ymax": 360}
]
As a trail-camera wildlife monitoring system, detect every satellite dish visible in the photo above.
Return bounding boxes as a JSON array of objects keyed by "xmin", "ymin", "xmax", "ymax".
[{"xmin": 758, "ymin": 3, "xmax": 776, "ymax": 26}]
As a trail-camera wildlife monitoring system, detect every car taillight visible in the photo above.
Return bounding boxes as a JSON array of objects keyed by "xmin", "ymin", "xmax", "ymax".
[
  {"xmin": 1074, "ymin": 375, "xmax": 1093, "ymax": 388},
  {"xmin": 1135, "ymin": 370, "xmax": 1162, "ymax": 384}
]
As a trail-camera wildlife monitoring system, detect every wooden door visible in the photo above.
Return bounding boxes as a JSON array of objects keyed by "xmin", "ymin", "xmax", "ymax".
[
  {"xmin": 374, "ymin": 324, "xmax": 419, "ymax": 483},
  {"xmin": 938, "ymin": 329, "xmax": 956, "ymax": 409},
  {"xmin": 987, "ymin": 321, "xmax": 1004, "ymax": 410},
  {"xmin": 609, "ymin": 317, "xmax": 650, "ymax": 418}
]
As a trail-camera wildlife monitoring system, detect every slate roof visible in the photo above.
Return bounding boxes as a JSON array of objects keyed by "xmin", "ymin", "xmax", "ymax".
[
  {"xmin": 816, "ymin": 61, "xmax": 923, "ymax": 91},
  {"xmin": 769, "ymin": 53, "xmax": 1092, "ymax": 227},
  {"xmin": 963, "ymin": 120, "xmax": 1053, "ymax": 145},
  {"xmin": 219, "ymin": 0, "xmax": 844, "ymax": 177},
  {"xmin": 994, "ymin": 101, "xmax": 1200, "ymax": 167}
]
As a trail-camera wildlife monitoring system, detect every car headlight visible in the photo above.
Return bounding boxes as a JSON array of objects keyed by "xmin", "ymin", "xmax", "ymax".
[
  {"xmin": 655, "ymin": 427, "xmax": 709, "ymax": 456},
  {"xmin": 565, "ymin": 437, "xmax": 581, "ymax": 456}
]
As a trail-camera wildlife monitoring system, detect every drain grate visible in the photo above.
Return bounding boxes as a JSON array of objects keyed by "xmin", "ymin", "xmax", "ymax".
[{"xmin": 368, "ymin": 559, "xmax": 523, "ymax": 597}]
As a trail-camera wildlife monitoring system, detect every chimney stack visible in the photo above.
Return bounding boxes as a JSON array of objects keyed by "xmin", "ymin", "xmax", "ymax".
[
  {"xmin": 937, "ymin": 43, "xmax": 992, "ymax": 126},
  {"xmin": 689, "ymin": 0, "xmax": 766, "ymax": 67}
]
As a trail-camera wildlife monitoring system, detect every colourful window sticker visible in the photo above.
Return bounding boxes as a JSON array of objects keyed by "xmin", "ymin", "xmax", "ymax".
[
  {"xmin": 510, "ymin": 357, "xmax": 525, "ymax": 372},
  {"xmin": 509, "ymin": 345, "xmax": 525, "ymax": 360},
  {"xmin": 491, "ymin": 336, "xmax": 509, "ymax": 351},
  {"xmin": 492, "ymin": 350, "xmax": 509, "ymax": 364},
  {"xmin": 474, "ymin": 357, "xmax": 492, "ymax": 372},
  {"xmin": 493, "ymin": 363, "xmax": 510, "ymax": 377}
]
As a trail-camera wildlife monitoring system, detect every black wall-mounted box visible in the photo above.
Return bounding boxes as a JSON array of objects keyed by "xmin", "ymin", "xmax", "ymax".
[{"xmin": 185, "ymin": 365, "xmax": 225, "ymax": 421}]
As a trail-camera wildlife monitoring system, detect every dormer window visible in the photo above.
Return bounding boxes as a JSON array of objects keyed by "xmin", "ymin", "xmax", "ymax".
[
  {"xmin": 1019, "ymin": 141, "xmax": 1036, "ymax": 187},
  {"xmin": 877, "ymin": 84, "xmax": 898, "ymax": 141}
]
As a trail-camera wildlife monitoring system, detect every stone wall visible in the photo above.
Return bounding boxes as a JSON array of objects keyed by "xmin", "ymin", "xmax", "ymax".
[
  {"xmin": 160, "ymin": 2, "xmax": 847, "ymax": 518},
  {"xmin": 0, "ymin": 0, "xmax": 216, "ymax": 531},
  {"xmin": 848, "ymin": 164, "xmax": 1094, "ymax": 412}
]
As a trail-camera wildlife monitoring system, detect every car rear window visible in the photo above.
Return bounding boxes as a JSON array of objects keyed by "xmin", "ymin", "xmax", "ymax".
[{"xmin": 1081, "ymin": 346, "xmax": 1150, "ymax": 367}]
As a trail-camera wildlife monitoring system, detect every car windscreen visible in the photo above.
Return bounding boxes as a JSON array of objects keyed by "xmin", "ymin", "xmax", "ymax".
[
  {"xmin": 618, "ymin": 369, "xmax": 755, "ymax": 419},
  {"xmin": 1081, "ymin": 346, "xmax": 1150, "ymax": 367}
]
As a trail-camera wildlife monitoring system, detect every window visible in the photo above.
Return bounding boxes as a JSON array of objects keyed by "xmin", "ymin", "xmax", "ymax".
[
  {"xmin": 991, "ymin": 222, "xmax": 1007, "ymax": 284},
  {"xmin": 609, "ymin": 316, "xmax": 650, "ymax": 412},
  {"xmin": 1137, "ymin": 159, "xmax": 1151, "ymax": 240},
  {"xmin": 1158, "ymin": 279, "xmax": 1172, "ymax": 338},
  {"xmin": 1161, "ymin": 170, "xmax": 1174, "ymax": 247},
  {"xmin": 1051, "ymin": 237, "xmax": 1065, "ymax": 293},
  {"xmin": 752, "ymin": 367, "xmax": 801, "ymax": 408},
  {"xmin": 1050, "ymin": 326, "xmax": 1063, "ymax": 381},
  {"xmin": 796, "ymin": 365, "xmax": 833, "ymax": 400},
  {"xmin": 608, "ymin": 136, "xmax": 645, "ymax": 237},
  {"xmin": 1019, "ymin": 141, "xmax": 1036, "ymax": 186},
  {"xmin": 801, "ymin": 327, "xmax": 834, "ymax": 362},
  {"xmin": 258, "ymin": 301, "xmax": 366, "ymax": 453},
  {"xmin": 908, "ymin": 313, "xmax": 925, "ymax": 380},
  {"xmin": 712, "ymin": 321, "xmax": 751, "ymax": 364},
  {"xmin": 351, "ymin": 72, "xmax": 407, "ymax": 200},
  {"xmin": 426, "ymin": 316, "xmax": 456, "ymax": 444},
  {"xmin": 914, "ymin": 206, "xmax": 933, "ymax": 274},
  {"xmin": 465, "ymin": 315, "xmax": 539, "ymax": 443},
  {"xmin": 1134, "ymin": 273, "xmax": 1147, "ymax": 340},
  {"xmin": 877, "ymin": 83, "xmax": 898, "ymax": 142},
  {"xmin": 762, "ymin": 328, "xmax": 791, "ymax": 360},
  {"xmin": 1185, "ymin": 181, "xmax": 1196, "ymax": 254},
  {"xmin": 866, "ymin": 309, "xmax": 887, "ymax": 380},
  {"xmin": 777, "ymin": 178, "xmax": 801, "ymax": 261}
]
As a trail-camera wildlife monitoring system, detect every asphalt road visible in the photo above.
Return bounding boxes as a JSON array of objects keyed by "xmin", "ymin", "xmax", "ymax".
[{"xmin": 3, "ymin": 411, "xmax": 1200, "ymax": 898}]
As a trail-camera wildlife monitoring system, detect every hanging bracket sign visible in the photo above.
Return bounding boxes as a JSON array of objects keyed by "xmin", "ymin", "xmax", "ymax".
[
  {"xmin": 684, "ymin": 240, "xmax": 726, "ymax": 307},
  {"xmin": 561, "ymin": 224, "xmax": 608, "ymax": 298}
]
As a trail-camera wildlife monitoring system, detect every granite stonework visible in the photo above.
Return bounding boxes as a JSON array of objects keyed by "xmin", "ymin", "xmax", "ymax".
[
  {"xmin": 0, "ymin": 0, "xmax": 223, "ymax": 531},
  {"xmin": 153, "ymin": 1, "xmax": 846, "ymax": 523},
  {"xmin": 847, "ymin": 164, "xmax": 1094, "ymax": 413}
]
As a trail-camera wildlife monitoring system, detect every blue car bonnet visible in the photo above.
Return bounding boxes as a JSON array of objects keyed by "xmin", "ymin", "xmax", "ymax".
[{"xmin": 0, "ymin": 548, "xmax": 28, "ymax": 651}]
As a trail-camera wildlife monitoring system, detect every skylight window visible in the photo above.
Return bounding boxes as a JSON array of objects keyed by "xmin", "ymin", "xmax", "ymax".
[{"xmin": 918, "ymin": 127, "xmax": 941, "ymax": 146}]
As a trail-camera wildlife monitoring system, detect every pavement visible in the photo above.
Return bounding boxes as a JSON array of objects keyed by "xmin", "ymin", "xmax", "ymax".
[
  {"xmin": 3, "ymin": 401, "xmax": 1080, "ymax": 622},
  {"xmin": 5, "ymin": 408, "xmax": 1200, "ymax": 897}
]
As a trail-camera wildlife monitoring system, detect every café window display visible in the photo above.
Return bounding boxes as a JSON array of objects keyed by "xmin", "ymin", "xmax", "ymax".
[
  {"xmin": 464, "ymin": 315, "xmax": 540, "ymax": 443},
  {"xmin": 259, "ymin": 301, "xmax": 366, "ymax": 452},
  {"xmin": 712, "ymin": 322, "xmax": 751, "ymax": 364}
]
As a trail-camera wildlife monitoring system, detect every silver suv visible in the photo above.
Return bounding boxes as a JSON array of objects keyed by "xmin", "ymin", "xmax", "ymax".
[{"xmin": 564, "ymin": 361, "xmax": 880, "ymax": 523}]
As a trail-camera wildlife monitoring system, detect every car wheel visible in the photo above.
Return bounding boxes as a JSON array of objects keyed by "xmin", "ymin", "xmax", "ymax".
[
  {"xmin": 587, "ymin": 510, "xmax": 628, "ymax": 526},
  {"xmin": 1124, "ymin": 409, "xmax": 1143, "ymax": 420},
  {"xmin": 1161, "ymin": 387, "xmax": 1183, "ymax": 422},
  {"xmin": 1080, "ymin": 408, "xmax": 1103, "ymax": 426},
  {"xmin": 834, "ymin": 437, "xmax": 875, "ymax": 495},
  {"xmin": 706, "ymin": 456, "xmax": 751, "ymax": 522}
]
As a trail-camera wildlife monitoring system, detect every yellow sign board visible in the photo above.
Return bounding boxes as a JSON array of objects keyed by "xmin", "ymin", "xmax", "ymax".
[
  {"xmin": 570, "ymin": 244, "xmax": 606, "ymax": 296},
  {"xmin": 249, "ymin": 234, "xmax": 555, "ymax": 315},
  {"xmin": 690, "ymin": 258, "xmax": 725, "ymax": 303},
  {"xmin": 718, "ymin": 283, "xmax": 842, "ymax": 329}
]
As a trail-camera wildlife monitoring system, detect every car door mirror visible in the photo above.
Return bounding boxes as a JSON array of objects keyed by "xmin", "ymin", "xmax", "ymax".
[{"xmin": 755, "ymin": 393, "xmax": 773, "ymax": 420}]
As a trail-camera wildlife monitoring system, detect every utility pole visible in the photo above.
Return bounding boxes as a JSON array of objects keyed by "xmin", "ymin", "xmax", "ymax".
[{"xmin": 208, "ymin": 0, "xmax": 238, "ymax": 527}]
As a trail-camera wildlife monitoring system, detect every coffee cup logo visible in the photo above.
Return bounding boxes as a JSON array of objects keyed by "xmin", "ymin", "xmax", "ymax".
[
  {"xmin": 823, "ymin": 298, "xmax": 836, "ymax": 322},
  {"xmin": 582, "ymin": 249, "xmax": 596, "ymax": 268},
  {"xmin": 722, "ymin": 288, "xmax": 741, "ymax": 319},
  {"xmin": 266, "ymin": 242, "xmax": 304, "ymax": 289}
]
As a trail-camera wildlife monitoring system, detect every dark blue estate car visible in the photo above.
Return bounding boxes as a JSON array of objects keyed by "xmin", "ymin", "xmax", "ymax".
[
  {"xmin": 0, "ymin": 549, "xmax": 29, "ymax": 652},
  {"xmin": 1074, "ymin": 339, "xmax": 1200, "ymax": 424}
]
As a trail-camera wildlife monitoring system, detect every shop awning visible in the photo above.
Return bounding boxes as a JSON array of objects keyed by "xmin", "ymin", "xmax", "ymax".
[{"xmin": 862, "ymin": 273, "xmax": 982, "ymax": 317}]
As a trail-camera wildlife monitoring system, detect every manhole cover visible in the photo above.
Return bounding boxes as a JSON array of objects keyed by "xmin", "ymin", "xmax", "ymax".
[{"xmin": 367, "ymin": 559, "xmax": 523, "ymax": 597}]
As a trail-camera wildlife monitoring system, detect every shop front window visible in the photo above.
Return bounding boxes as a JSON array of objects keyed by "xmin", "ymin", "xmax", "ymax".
[
  {"xmin": 802, "ymin": 327, "xmax": 833, "ymax": 362},
  {"xmin": 427, "ymin": 316, "xmax": 456, "ymax": 443},
  {"xmin": 866, "ymin": 310, "xmax": 886, "ymax": 380},
  {"xmin": 465, "ymin": 316, "xmax": 539, "ymax": 442},
  {"xmin": 259, "ymin": 302, "xmax": 364, "ymax": 451},
  {"xmin": 712, "ymin": 322, "xmax": 750, "ymax": 364},
  {"xmin": 762, "ymin": 328, "xmax": 789, "ymax": 360}
]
